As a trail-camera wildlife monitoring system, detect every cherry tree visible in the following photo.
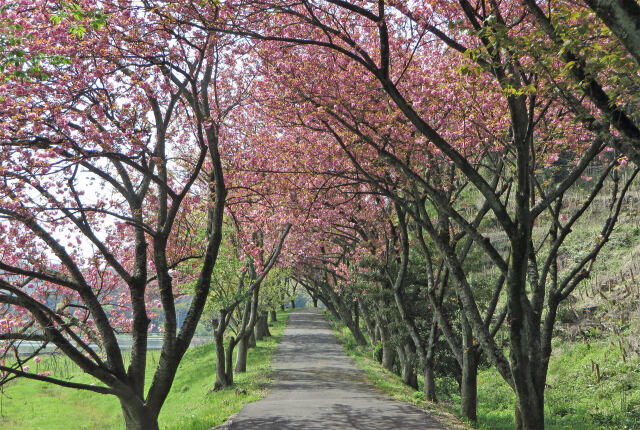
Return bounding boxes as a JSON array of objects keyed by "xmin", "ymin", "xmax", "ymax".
[{"xmin": 0, "ymin": 2, "xmax": 236, "ymax": 428}]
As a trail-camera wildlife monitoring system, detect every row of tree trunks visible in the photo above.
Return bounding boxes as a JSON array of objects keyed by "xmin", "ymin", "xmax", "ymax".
[
  {"xmin": 298, "ymin": 278, "xmax": 367, "ymax": 345},
  {"xmin": 215, "ymin": 299, "xmax": 276, "ymax": 387}
]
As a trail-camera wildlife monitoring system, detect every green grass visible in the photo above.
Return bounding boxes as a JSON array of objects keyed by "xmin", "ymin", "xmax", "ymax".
[
  {"xmin": 323, "ymin": 311, "xmax": 640, "ymax": 430},
  {"xmin": 322, "ymin": 311, "xmax": 470, "ymax": 430},
  {"xmin": 460, "ymin": 174, "xmax": 640, "ymax": 429},
  {"xmin": 474, "ymin": 339, "xmax": 640, "ymax": 430},
  {"xmin": 0, "ymin": 310, "xmax": 290, "ymax": 429}
]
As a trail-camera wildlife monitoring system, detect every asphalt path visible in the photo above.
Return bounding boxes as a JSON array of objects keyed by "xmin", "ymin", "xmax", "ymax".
[{"xmin": 228, "ymin": 308, "xmax": 445, "ymax": 430}]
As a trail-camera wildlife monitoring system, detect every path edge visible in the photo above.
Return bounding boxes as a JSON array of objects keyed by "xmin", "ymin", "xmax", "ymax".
[{"xmin": 321, "ymin": 309, "xmax": 473, "ymax": 430}]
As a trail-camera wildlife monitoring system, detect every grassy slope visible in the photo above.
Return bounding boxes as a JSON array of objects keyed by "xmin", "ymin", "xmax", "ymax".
[
  {"xmin": 327, "ymin": 305, "xmax": 640, "ymax": 430},
  {"xmin": 474, "ymin": 338, "xmax": 640, "ymax": 429},
  {"xmin": 323, "ymin": 311, "xmax": 471, "ymax": 430},
  {"xmin": 465, "ymin": 178, "xmax": 640, "ymax": 428},
  {"xmin": 0, "ymin": 310, "xmax": 290, "ymax": 430}
]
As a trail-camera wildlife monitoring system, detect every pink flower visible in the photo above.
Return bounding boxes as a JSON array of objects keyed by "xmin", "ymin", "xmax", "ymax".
[
  {"xmin": 560, "ymin": 214, "xmax": 568, "ymax": 221},
  {"xmin": 34, "ymin": 356, "xmax": 41, "ymax": 364}
]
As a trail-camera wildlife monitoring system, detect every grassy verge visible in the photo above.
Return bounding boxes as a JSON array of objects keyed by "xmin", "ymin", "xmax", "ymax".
[
  {"xmin": 322, "ymin": 311, "xmax": 470, "ymax": 430},
  {"xmin": 0, "ymin": 309, "xmax": 290, "ymax": 430},
  {"xmin": 472, "ymin": 339, "xmax": 640, "ymax": 429},
  {"xmin": 323, "ymin": 310, "xmax": 640, "ymax": 429}
]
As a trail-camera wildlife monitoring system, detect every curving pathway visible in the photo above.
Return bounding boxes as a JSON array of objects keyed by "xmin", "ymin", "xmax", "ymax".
[{"xmin": 228, "ymin": 308, "xmax": 445, "ymax": 430}]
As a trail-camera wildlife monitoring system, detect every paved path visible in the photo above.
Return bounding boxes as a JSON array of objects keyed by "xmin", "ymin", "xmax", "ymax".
[{"xmin": 229, "ymin": 308, "xmax": 445, "ymax": 429}]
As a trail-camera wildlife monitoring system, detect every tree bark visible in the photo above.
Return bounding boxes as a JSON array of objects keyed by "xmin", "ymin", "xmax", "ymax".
[
  {"xmin": 397, "ymin": 343, "xmax": 418, "ymax": 390},
  {"xmin": 515, "ymin": 393, "xmax": 545, "ymax": 430},
  {"xmin": 376, "ymin": 315, "xmax": 395, "ymax": 371},
  {"xmin": 460, "ymin": 313, "xmax": 478, "ymax": 422},
  {"xmin": 254, "ymin": 324, "xmax": 264, "ymax": 341},
  {"xmin": 335, "ymin": 295, "xmax": 367, "ymax": 345},
  {"xmin": 461, "ymin": 350, "xmax": 478, "ymax": 423},
  {"xmin": 424, "ymin": 315, "xmax": 438, "ymax": 402},
  {"xmin": 269, "ymin": 310, "xmax": 277, "ymax": 322},
  {"xmin": 346, "ymin": 317, "xmax": 367, "ymax": 345},
  {"xmin": 248, "ymin": 331, "xmax": 256, "ymax": 348},
  {"xmin": 359, "ymin": 300, "xmax": 376, "ymax": 344},
  {"xmin": 255, "ymin": 313, "xmax": 270, "ymax": 340},
  {"xmin": 234, "ymin": 336, "xmax": 248, "ymax": 373},
  {"xmin": 290, "ymin": 299, "xmax": 295, "ymax": 309},
  {"xmin": 423, "ymin": 364, "xmax": 436, "ymax": 402},
  {"xmin": 312, "ymin": 296, "xmax": 318, "ymax": 307},
  {"xmin": 234, "ymin": 296, "xmax": 253, "ymax": 374},
  {"xmin": 353, "ymin": 299, "xmax": 360, "ymax": 333},
  {"xmin": 262, "ymin": 314, "xmax": 271, "ymax": 336},
  {"xmin": 120, "ymin": 399, "xmax": 159, "ymax": 430},
  {"xmin": 235, "ymin": 288, "xmax": 259, "ymax": 372},
  {"xmin": 225, "ymin": 337, "xmax": 234, "ymax": 386},
  {"xmin": 213, "ymin": 311, "xmax": 233, "ymax": 391},
  {"xmin": 382, "ymin": 343, "xmax": 394, "ymax": 370},
  {"xmin": 213, "ymin": 332, "xmax": 229, "ymax": 390}
]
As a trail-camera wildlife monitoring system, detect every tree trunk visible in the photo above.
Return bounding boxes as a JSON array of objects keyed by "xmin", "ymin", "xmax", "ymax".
[
  {"xmin": 382, "ymin": 343, "xmax": 395, "ymax": 370},
  {"xmin": 269, "ymin": 310, "xmax": 277, "ymax": 322},
  {"xmin": 234, "ymin": 336, "xmax": 248, "ymax": 373},
  {"xmin": 255, "ymin": 313, "xmax": 269, "ymax": 340},
  {"xmin": 290, "ymin": 299, "xmax": 295, "ymax": 309},
  {"xmin": 213, "ymin": 331, "xmax": 229, "ymax": 390},
  {"xmin": 508, "ymin": 235, "xmax": 546, "ymax": 429},
  {"xmin": 312, "ymin": 296, "xmax": 318, "ymax": 307},
  {"xmin": 347, "ymin": 319, "xmax": 368, "ymax": 345},
  {"xmin": 397, "ymin": 343, "xmax": 418, "ymax": 390},
  {"xmin": 245, "ymin": 288, "xmax": 260, "ymax": 350},
  {"xmin": 515, "ymin": 395, "xmax": 545, "ymax": 430},
  {"xmin": 120, "ymin": 399, "xmax": 159, "ymax": 430},
  {"xmin": 234, "ymin": 293, "xmax": 253, "ymax": 373},
  {"xmin": 424, "ymin": 363, "xmax": 436, "ymax": 402},
  {"xmin": 424, "ymin": 315, "xmax": 438, "ymax": 402},
  {"xmin": 254, "ymin": 323, "xmax": 265, "ymax": 341},
  {"xmin": 338, "ymin": 299, "xmax": 367, "ymax": 346},
  {"xmin": 359, "ymin": 301, "xmax": 376, "ymax": 344},
  {"xmin": 461, "ymin": 349, "xmax": 478, "ymax": 423},
  {"xmin": 376, "ymin": 316, "xmax": 395, "ymax": 371},
  {"xmin": 225, "ymin": 337, "xmax": 235, "ymax": 386},
  {"xmin": 582, "ymin": 0, "xmax": 640, "ymax": 67},
  {"xmin": 461, "ymin": 313, "xmax": 478, "ymax": 422},
  {"xmin": 280, "ymin": 303, "xmax": 285, "ymax": 311},
  {"xmin": 353, "ymin": 300, "xmax": 359, "ymax": 332},
  {"xmin": 512, "ymin": 365, "xmax": 546, "ymax": 426},
  {"xmin": 262, "ymin": 314, "xmax": 271, "ymax": 337}
]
